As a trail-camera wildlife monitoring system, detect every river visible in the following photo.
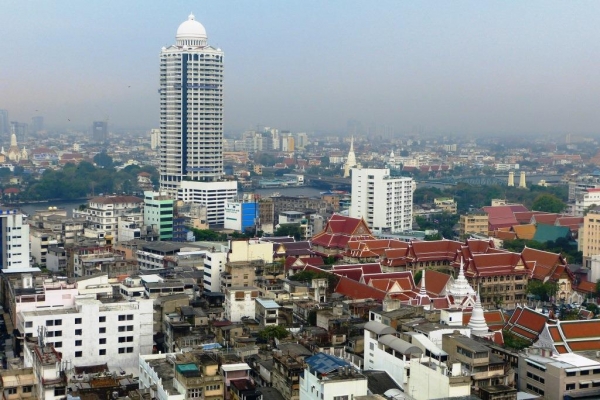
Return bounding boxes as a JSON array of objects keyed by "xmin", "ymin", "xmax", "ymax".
[
  {"xmin": 14, "ymin": 186, "xmax": 327, "ymax": 217},
  {"xmin": 18, "ymin": 199, "xmax": 89, "ymax": 218}
]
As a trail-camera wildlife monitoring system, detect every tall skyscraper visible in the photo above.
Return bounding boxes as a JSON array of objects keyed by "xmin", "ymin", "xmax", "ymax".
[
  {"xmin": 31, "ymin": 116, "xmax": 44, "ymax": 134},
  {"xmin": 159, "ymin": 13, "xmax": 224, "ymax": 195},
  {"xmin": 160, "ymin": 14, "xmax": 236, "ymax": 226},
  {"xmin": 92, "ymin": 121, "xmax": 108, "ymax": 143},
  {"xmin": 350, "ymin": 168, "xmax": 413, "ymax": 234},
  {"xmin": 0, "ymin": 110, "xmax": 9, "ymax": 137}
]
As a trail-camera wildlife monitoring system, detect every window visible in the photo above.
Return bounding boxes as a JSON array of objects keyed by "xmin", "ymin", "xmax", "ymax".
[
  {"xmin": 25, "ymin": 321, "xmax": 32, "ymax": 328},
  {"xmin": 6, "ymin": 388, "xmax": 16, "ymax": 395},
  {"xmin": 99, "ymin": 338, "xmax": 106, "ymax": 344},
  {"xmin": 99, "ymin": 327, "xmax": 106, "ymax": 334},
  {"xmin": 567, "ymin": 371, "xmax": 576, "ymax": 377},
  {"xmin": 580, "ymin": 383, "xmax": 590, "ymax": 389},
  {"xmin": 75, "ymin": 351, "xmax": 82, "ymax": 357},
  {"xmin": 206, "ymin": 385, "xmax": 220, "ymax": 391},
  {"xmin": 333, "ymin": 397, "xmax": 349, "ymax": 400},
  {"xmin": 54, "ymin": 331, "xmax": 62, "ymax": 337},
  {"xmin": 75, "ymin": 329, "xmax": 82, "ymax": 335},
  {"xmin": 188, "ymin": 388, "xmax": 202, "ymax": 398},
  {"xmin": 23, "ymin": 386, "xmax": 32, "ymax": 393},
  {"xmin": 54, "ymin": 342, "xmax": 62, "ymax": 348},
  {"xmin": 54, "ymin": 319, "xmax": 62, "ymax": 325},
  {"xmin": 119, "ymin": 348, "xmax": 125, "ymax": 354},
  {"xmin": 46, "ymin": 320, "xmax": 54, "ymax": 326},
  {"xmin": 99, "ymin": 349, "xmax": 106, "ymax": 356},
  {"xmin": 75, "ymin": 340, "xmax": 82, "ymax": 346},
  {"xmin": 526, "ymin": 383, "xmax": 544, "ymax": 396},
  {"xmin": 566, "ymin": 383, "xmax": 576, "ymax": 390},
  {"xmin": 127, "ymin": 347, "xmax": 133, "ymax": 353},
  {"xmin": 99, "ymin": 316, "xmax": 106, "ymax": 323},
  {"xmin": 127, "ymin": 314, "xmax": 134, "ymax": 320},
  {"xmin": 581, "ymin": 370, "xmax": 590, "ymax": 375},
  {"xmin": 54, "ymin": 387, "xmax": 66, "ymax": 396},
  {"xmin": 75, "ymin": 318, "xmax": 82, "ymax": 324},
  {"xmin": 119, "ymin": 325, "xmax": 134, "ymax": 332}
]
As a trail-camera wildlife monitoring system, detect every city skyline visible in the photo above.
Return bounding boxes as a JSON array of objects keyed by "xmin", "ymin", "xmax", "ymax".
[{"xmin": 3, "ymin": 1, "xmax": 600, "ymax": 135}]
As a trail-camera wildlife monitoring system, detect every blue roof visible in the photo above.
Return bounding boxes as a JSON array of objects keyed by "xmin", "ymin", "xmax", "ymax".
[
  {"xmin": 201, "ymin": 343, "xmax": 222, "ymax": 350},
  {"xmin": 305, "ymin": 353, "xmax": 350, "ymax": 374}
]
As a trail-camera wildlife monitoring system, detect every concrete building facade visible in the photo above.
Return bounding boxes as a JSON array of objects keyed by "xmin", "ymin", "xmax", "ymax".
[{"xmin": 350, "ymin": 168, "xmax": 413, "ymax": 233}]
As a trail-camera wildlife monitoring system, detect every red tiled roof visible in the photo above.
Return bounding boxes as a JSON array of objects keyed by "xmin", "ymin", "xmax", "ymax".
[
  {"xmin": 505, "ymin": 305, "xmax": 548, "ymax": 342},
  {"xmin": 409, "ymin": 240, "xmax": 462, "ymax": 262},
  {"xmin": 555, "ymin": 345, "xmax": 568, "ymax": 354},
  {"xmin": 532, "ymin": 213, "xmax": 561, "ymax": 225},
  {"xmin": 575, "ymin": 280, "xmax": 596, "ymax": 294},
  {"xmin": 521, "ymin": 247, "xmax": 566, "ymax": 281},
  {"xmin": 463, "ymin": 310, "xmax": 506, "ymax": 330},
  {"xmin": 549, "ymin": 326, "xmax": 562, "ymax": 341},
  {"xmin": 483, "ymin": 205, "xmax": 528, "ymax": 230},
  {"xmin": 334, "ymin": 276, "xmax": 386, "ymax": 300},
  {"xmin": 567, "ymin": 340, "xmax": 600, "ymax": 351},
  {"xmin": 311, "ymin": 214, "xmax": 374, "ymax": 250},
  {"xmin": 361, "ymin": 272, "xmax": 415, "ymax": 290},
  {"xmin": 514, "ymin": 211, "xmax": 548, "ymax": 224},
  {"xmin": 561, "ymin": 320, "xmax": 600, "ymax": 339},
  {"xmin": 418, "ymin": 270, "xmax": 451, "ymax": 297}
]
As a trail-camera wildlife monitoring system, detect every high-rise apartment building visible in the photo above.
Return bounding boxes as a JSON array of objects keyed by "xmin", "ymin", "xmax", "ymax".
[
  {"xmin": 150, "ymin": 128, "xmax": 160, "ymax": 150},
  {"xmin": 350, "ymin": 168, "xmax": 413, "ymax": 233},
  {"xmin": 92, "ymin": 121, "xmax": 108, "ymax": 143},
  {"xmin": 0, "ymin": 208, "xmax": 30, "ymax": 270},
  {"xmin": 159, "ymin": 13, "xmax": 224, "ymax": 195},
  {"xmin": 31, "ymin": 116, "xmax": 44, "ymax": 133}
]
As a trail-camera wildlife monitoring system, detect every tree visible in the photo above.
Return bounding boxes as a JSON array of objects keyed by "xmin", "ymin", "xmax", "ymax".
[
  {"xmin": 531, "ymin": 193, "xmax": 566, "ymax": 213},
  {"xmin": 274, "ymin": 223, "xmax": 303, "ymax": 240},
  {"xmin": 414, "ymin": 270, "xmax": 423, "ymax": 285},
  {"xmin": 258, "ymin": 325, "xmax": 289, "ymax": 341},
  {"xmin": 503, "ymin": 330, "xmax": 531, "ymax": 350},
  {"xmin": 93, "ymin": 151, "xmax": 114, "ymax": 169},
  {"xmin": 527, "ymin": 280, "xmax": 557, "ymax": 302}
]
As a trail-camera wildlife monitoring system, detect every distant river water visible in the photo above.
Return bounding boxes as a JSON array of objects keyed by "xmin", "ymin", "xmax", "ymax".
[
  {"xmin": 15, "ymin": 187, "xmax": 327, "ymax": 217},
  {"xmin": 19, "ymin": 199, "xmax": 87, "ymax": 218}
]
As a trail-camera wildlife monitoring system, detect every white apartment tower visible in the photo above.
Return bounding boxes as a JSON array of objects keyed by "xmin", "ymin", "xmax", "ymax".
[
  {"xmin": 0, "ymin": 208, "xmax": 30, "ymax": 270},
  {"xmin": 159, "ymin": 14, "xmax": 224, "ymax": 196},
  {"xmin": 350, "ymin": 168, "xmax": 413, "ymax": 233}
]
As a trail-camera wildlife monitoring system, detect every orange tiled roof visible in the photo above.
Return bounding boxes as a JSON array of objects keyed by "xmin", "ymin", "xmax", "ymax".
[
  {"xmin": 512, "ymin": 224, "xmax": 536, "ymax": 240},
  {"xmin": 505, "ymin": 305, "xmax": 548, "ymax": 342}
]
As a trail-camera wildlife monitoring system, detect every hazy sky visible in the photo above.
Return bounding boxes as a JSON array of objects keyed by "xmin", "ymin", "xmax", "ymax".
[{"xmin": 2, "ymin": 1, "xmax": 600, "ymax": 135}]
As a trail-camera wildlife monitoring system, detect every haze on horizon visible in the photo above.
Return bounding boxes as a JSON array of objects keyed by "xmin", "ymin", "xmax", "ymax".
[{"xmin": 2, "ymin": 0, "xmax": 600, "ymax": 136}]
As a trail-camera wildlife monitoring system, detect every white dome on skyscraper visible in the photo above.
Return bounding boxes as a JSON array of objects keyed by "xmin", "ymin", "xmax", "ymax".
[{"xmin": 176, "ymin": 13, "xmax": 207, "ymax": 45}]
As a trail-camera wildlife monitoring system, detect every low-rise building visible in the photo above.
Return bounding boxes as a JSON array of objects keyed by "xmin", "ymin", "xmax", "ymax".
[
  {"xmin": 299, "ymin": 352, "xmax": 368, "ymax": 400},
  {"xmin": 254, "ymin": 298, "xmax": 280, "ymax": 328},
  {"xmin": 459, "ymin": 212, "xmax": 489, "ymax": 237},
  {"xmin": 19, "ymin": 296, "xmax": 153, "ymax": 371},
  {"xmin": 225, "ymin": 287, "xmax": 259, "ymax": 323},
  {"xmin": 442, "ymin": 332, "xmax": 509, "ymax": 396},
  {"xmin": 518, "ymin": 348, "xmax": 600, "ymax": 400},
  {"xmin": 407, "ymin": 355, "xmax": 471, "ymax": 400}
]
